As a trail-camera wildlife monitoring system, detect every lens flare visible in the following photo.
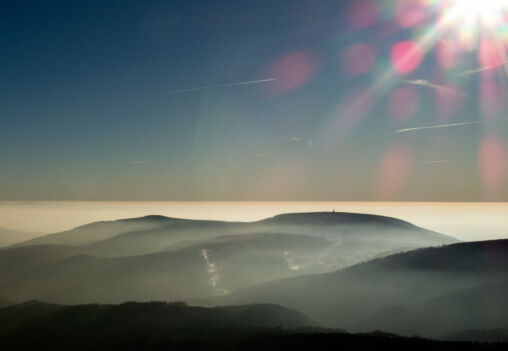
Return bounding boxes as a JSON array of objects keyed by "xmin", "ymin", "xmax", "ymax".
[
  {"xmin": 438, "ymin": 0, "xmax": 508, "ymax": 53},
  {"xmin": 447, "ymin": 0, "xmax": 508, "ymax": 27},
  {"xmin": 339, "ymin": 0, "xmax": 508, "ymax": 199}
]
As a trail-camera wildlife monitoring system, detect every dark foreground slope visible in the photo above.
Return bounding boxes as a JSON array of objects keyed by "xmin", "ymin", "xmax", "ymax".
[
  {"xmin": 239, "ymin": 334, "xmax": 505, "ymax": 351},
  {"xmin": 0, "ymin": 301, "xmax": 504, "ymax": 351},
  {"xmin": 206, "ymin": 239, "xmax": 508, "ymax": 339},
  {"xmin": 0, "ymin": 301, "xmax": 315, "ymax": 333},
  {"xmin": 0, "ymin": 296, "xmax": 10, "ymax": 307},
  {"xmin": 446, "ymin": 329, "xmax": 508, "ymax": 343}
]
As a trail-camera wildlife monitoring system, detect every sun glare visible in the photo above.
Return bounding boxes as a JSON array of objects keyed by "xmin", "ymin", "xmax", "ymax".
[{"xmin": 447, "ymin": 0, "xmax": 508, "ymax": 27}]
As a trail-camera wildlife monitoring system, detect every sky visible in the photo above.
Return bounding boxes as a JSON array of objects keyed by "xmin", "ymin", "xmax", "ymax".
[{"xmin": 1, "ymin": 0, "xmax": 508, "ymax": 201}]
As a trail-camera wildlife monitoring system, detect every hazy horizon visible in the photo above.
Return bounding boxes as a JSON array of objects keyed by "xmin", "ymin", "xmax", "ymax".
[{"xmin": 1, "ymin": 201, "xmax": 507, "ymax": 242}]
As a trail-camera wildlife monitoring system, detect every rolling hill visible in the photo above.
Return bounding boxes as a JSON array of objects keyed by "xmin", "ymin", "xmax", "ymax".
[
  {"xmin": 203, "ymin": 239, "xmax": 508, "ymax": 339},
  {"xmin": 12, "ymin": 215, "xmax": 179, "ymax": 247},
  {"xmin": 0, "ymin": 244, "xmax": 83, "ymax": 279},
  {"xmin": 0, "ymin": 233, "xmax": 331, "ymax": 304},
  {"xmin": 0, "ymin": 212, "xmax": 459, "ymax": 305},
  {"xmin": 11, "ymin": 212, "xmax": 458, "ymax": 262}
]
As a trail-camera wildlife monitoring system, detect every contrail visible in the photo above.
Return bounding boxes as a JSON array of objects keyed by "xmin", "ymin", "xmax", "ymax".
[
  {"xmin": 455, "ymin": 63, "xmax": 506, "ymax": 78},
  {"xmin": 420, "ymin": 160, "xmax": 451, "ymax": 165},
  {"xmin": 130, "ymin": 159, "xmax": 157, "ymax": 165},
  {"xmin": 394, "ymin": 119, "xmax": 507, "ymax": 134},
  {"xmin": 162, "ymin": 78, "xmax": 276, "ymax": 95},
  {"xmin": 403, "ymin": 79, "xmax": 461, "ymax": 95},
  {"xmin": 252, "ymin": 153, "xmax": 270, "ymax": 158}
]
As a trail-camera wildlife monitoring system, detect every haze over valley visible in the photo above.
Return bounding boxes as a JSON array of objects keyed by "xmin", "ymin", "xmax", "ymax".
[{"xmin": 2, "ymin": 209, "xmax": 508, "ymax": 345}]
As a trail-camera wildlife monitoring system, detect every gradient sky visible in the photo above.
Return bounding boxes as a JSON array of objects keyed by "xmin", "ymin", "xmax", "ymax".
[{"xmin": 1, "ymin": 0, "xmax": 507, "ymax": 201}]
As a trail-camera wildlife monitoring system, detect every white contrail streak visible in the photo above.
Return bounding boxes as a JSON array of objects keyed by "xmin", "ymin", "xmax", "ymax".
[
  {"xmin": 130, "ymin": 159, "xmax": 157, "ymax": 165},
  {"xmin": 403, "ymin": 79, "xmax": 460, "ymax": 95},
  {"xmin": 455, "ymin": 63, "xmax": 506, "ymax": 77},
  {"xmin": 162, "ymin": 78, "xmax": 276, "ymax": 95},
  {"xmin": 421, "ymin": 160, "xmax": 451, "ymax": 165},
  {"xmin": 394, "ymin": 119, "xmax": 508, "ymax": 134}
]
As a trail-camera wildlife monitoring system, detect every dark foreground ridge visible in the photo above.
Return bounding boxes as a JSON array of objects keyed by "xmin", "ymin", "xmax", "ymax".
[{"xmin": 0, "ymin": 301, "xmax": 505, "ymax": 351}]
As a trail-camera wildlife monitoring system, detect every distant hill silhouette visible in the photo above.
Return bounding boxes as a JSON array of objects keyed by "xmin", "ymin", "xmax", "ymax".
[
  {"xmin": 81, "ymin": 219, "xmax": 256, "ymax": 257},
  {"xmin": 0, "ymin": 212, "xmax": 458, "ymax": 304},
  {"xmin": 0, "ymin": 227, "xmax": 39, "ymax": 248},
  {"xmin": 13, "ymin": 212, "xmax": 458, "ymax": 255},
  {"xmin": 203, "ymin": 239, "xmax": 508, "ymax": 340},
  {"xmin": 261, "ymin": 212, "xmax": 420, "ymax": 228},
  {"xmin": 12, "ymin": 216, "xmax": 181, "ymax": 247},
  {"xmin": 9, "ymin": 212, "xmax": 458, "ymax": 261}
]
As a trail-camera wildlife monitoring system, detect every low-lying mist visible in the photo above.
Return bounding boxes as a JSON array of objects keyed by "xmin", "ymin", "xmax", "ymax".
[{"xmin": 0, "ymin": 211, "xmax": 507, "ymax": 342}]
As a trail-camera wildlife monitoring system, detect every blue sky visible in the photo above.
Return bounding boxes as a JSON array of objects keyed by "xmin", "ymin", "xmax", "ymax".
[{"xmin": 1, "ymin": 0, "xmax": 507, "ymax": 201}]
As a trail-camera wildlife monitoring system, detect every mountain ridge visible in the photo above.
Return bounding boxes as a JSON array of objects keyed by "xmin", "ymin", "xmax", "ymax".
[
  {"xmin": 12, "ymin": 212, "xmax": 459, "ymax": 249},
  {"xmin": 199, "ymin": 239, "xmax": 508, "ymax": 338},
  {"xmin": 0, "ymin": 212, "xmax": 460, "ymax": 305}
]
